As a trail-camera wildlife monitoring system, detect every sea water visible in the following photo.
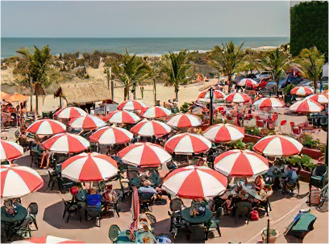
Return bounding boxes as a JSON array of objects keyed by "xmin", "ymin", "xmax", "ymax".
[{"xmin": 1, "ymin": 37, "xmax": 289, "ymax": 58}]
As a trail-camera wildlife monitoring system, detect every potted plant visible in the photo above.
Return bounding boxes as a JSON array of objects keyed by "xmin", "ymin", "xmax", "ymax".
[
  {"xmin": 262, "ymin": 229, "xmax": 278, "ymax": 243},
  {"xmin": 283, "ymin": 84, "xmax": 295, "ymax": 105}
]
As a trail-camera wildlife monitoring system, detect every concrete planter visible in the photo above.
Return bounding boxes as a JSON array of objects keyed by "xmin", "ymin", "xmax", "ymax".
[
  {"xmin": 243, "ymin": 134, "xmax": 262, "ymax": 144},
  {"xmin": 301, "ymin": 147, "xmax": 323, "ymax": 160}
]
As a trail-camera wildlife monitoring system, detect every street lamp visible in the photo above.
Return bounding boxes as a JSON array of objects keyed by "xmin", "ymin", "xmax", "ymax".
[
  {"xmin": 209, "ymin": 86, "xmax": 214, "ymax": 126},
  {"xmin": 325, "ymin": 106, "xmax": 329, "ymax": 166}
]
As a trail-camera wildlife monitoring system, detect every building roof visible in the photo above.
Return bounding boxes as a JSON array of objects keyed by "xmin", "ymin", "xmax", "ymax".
[{"xmin": 55, "ymin": 81, "xmax": 111, "ymax": 105}]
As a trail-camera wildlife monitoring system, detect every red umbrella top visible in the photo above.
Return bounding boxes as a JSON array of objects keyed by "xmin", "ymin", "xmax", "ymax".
[
  {"xmin": 27, "ymin": 119, "xmax": 66, "ymax": 135},
  {"xmin": 118, "ymin": 143, "xmax": 172, "ymax": 167},
  {"xmin": 42, "ymin": 133, "xmax": 90, "ymax": 153},
  {"xmin": 117, "ymin": 100, "xmax": 147, "ymax": 111},
  {"xmin": 12, "ymin": 235, "xmax": 85, "ymax": 244},
  {"xmin": 225, "ymin": 92, "xmax": 252, "ymax": 103},
  {"xmin": 54, "ymin": 106, "xmax": 87, "ymax": 119},
  {"xmin": 0, "ymin": 140, "xmax": 24, "ymax": 162},
  {"xmin": 162, "ymin": 165, "xmax": 227, "ymax": 199}
]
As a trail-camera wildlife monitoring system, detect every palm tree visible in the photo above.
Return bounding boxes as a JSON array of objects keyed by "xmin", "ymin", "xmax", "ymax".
[
  {"xmin": 258, "ymin": 48, "xmax": 292, "ymax": 95},
  {"xmin": 295, "ymin": 47, "xmax": 326, "ymax": 92},
  {"xmin": 237, "ymin": 49, "xmax": 259, "ymax": 76},
  {"xmin": 111, "ymin": 50, "xmax": 150, "ymax": 100},
  {"xmin": 16, "ymin": 45, "xmax": 52, "ymax": 115},
  {"xmin": 209, "ymin": 41, "xmax": 244, "ymax": 93},
  {"xmin": 161, "ymin": 50, "xmax": 191, "ymax": 100}
]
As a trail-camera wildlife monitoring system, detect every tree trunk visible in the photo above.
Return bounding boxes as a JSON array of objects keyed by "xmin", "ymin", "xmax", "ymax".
[
  {"xmin": 35, "ymin": 90, "xmax": 39, "ymax": 116},
  {"xmin": 276, "ymin": 77, "xmax": 280, "ymax": 97},
  {"xmin": 153, "ymin": 79, "xmax": 157, "ymax": 106},
  {"xmin": 124, "ymin": 86, "xmax": 128, "ymax": 100},
  {"xmin": 228, "ymin": 75, "xmax": 231, "ymax": 93},
  {"xmin": 313, "ymin": 79, "xmax": 317, "ymax": 93},
  {"xmin": 175, "ymin": 85, "xmax": 179, "ymax": 101},
  {"xmin": 111, "ymin": 80, "xmax": 114, "ymax": 101}
]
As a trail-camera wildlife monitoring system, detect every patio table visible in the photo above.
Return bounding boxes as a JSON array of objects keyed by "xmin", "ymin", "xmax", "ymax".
[
  {"xmin": 1, "ymin": 205, "xmax": 28, "ymax": 223},
  {"xmin": 181, "ymin": 207, "xmax": 213, "ymax": 225}
]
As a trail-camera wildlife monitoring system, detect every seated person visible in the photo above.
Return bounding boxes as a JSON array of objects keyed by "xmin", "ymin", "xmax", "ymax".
[
  {"xmin": 86, "ymin": 189, "xmax": 102, "ymax": 209},
  {"xmin": 103, "ymin": 184, "xmax": 118, "ymax": 203},
  {"xmin": 190, "ymin": 198, "xmax": 207, "ymax": 217},
  {"xmin": 138, "ymin": 180, "xmax": 157, "ymax": 201},
  {"xmin": 283, "ymin": 165, "xmax": 298, "ymax": 193},
  {"xmin": 3, "ymin": 199, "xmax": 15, "ymax": 216},
  {"xmin": 254, "ymin": 175, "xmax": 266, "ymax": 192}
]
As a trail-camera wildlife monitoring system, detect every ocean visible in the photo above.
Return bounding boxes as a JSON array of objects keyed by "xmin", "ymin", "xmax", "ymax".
[{"xmin": 1, "ymin": 37, "xmax": 289, "ymax": 58}]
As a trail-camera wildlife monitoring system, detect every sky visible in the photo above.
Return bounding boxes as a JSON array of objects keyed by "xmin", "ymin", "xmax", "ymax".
[{"xmin": 1, "ymin": 1, "xmax": 290, "ymax": 38}]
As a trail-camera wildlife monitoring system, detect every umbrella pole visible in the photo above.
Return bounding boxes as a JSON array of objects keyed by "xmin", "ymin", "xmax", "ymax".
[
  {"xmin": 267, "ymin": 218, "xmax": 270, "ymax": 243},
  {"xmin": 209, "ymin": 87, "xmax": 214, "ymax": 126}
]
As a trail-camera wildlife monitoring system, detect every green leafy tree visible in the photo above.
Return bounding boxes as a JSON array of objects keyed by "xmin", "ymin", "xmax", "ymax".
[
  {"xmin": 295, "ymin": 47, "xmax": 326, "ymax": 92},
  {"xmin": 209, "ymin": 41, "xmax": 244, "ymax": 93},
  {"xmin": 161, "ymin": 50, "xmax": 191, "ymax": 100},
  {"xmin": 16, "ymin": 45, "xmax": 52, "ymax": 115},
  {"xmin": 258, "ymin": 48, "xmax": 291, "ymax": 95},
  {"xmin": 290, "ymin": 1, "xmax": 328, "ymax": 60},
  {"xmin": 111, "ymin": 50, "xmax": 149, "ymax": 100}
]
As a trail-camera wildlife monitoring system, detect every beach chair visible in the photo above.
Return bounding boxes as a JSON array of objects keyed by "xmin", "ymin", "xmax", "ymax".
[
  {"xmin": 27, "ymin": 202, "xmax": 38, "ymax": 231},
  {"xmin": 284, "ymin": 209, "xmax": 317, "ymax": 240},
  {"xmin": 62, "ymin": 198, "xmax": 82, "ymax": 223},
  {"xmin": 310, "ymin": 164, "xmax": 328, "ymax": 189},
  {"xmin": 234, "ymin": 201, "xmax": 252, "ymax": 224}
]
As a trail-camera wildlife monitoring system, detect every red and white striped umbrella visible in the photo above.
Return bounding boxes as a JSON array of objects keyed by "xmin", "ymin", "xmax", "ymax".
[
  {"xmin": 26, "ymin": 119, "xmax": 66, "ymax": 135},
  {"xmin": 141, "ymin": 106, "xmax": 172, "ymax": 119},
  {"xmin": 117, "ymin": 100, "xmax": 147, "ymax": 111},
  {"xmin": 290, "ymin": 86, "xmax": 314, "ymax": 96},
  {"xmin": 289, "ymin": 99, "xmax": 324, "ymax": 113},
  {"xmin": 203, "ymin": 124, "xmax": 245, "ymax": 143},
  {"xmin": 167, "ymin": 114, "xmax": 202, "ymax": 128},
  {"xmin": 89, "ymin": 126, "xmax": 133, "ymax": 145},
  {"xmin": 118, "ymin": 143, "xmax": 172, "ymax": 167},
  {"xmin": 54, "ymin": 106, "xmax": 87, "ymax": 119},
  {"xmin": 225, "ymin": 92, "xmax": 252, "ymax": 103},
  {"xmin": 69, "ymin": 115, "xmax": 106, "ymax": 130},
  {"xmin": 0, "ymin": 140, "xmax": 23, "ymax": 162},
  {"xmin": 130, "ymin": 119, "xmax": 172, "ymax": 137},
  {"xmin": 253, "ymin": 97, "xmax": 285, "ymax": 109},
  {"xmin": 42, "ymin": 133, "xmax": 90, "ymax": 153},
  {"xmin": 162, "ymin": 165, "xmax": 227, "ymax": 199},
  {"xmin": 306, "ymin": 93, "xmax": 329, "ymax": 104},
  {"xmin": 12, "ymin": 235, "xmax": 85, "ymax": 244},
  {"xmin": 237, "ymin": 78, "xmax": 258, "ymax": 87},
  {"xmin": 62, "ymin": 152, "xmax": 118, "ymax": 182},
  {"xmin": 1, "ymin": 165, "xmax": 44, "ymax": 198},
  {"xmin": 214, "ymin": 149, "xmax": 269, "ymax": 177},
  {"xmin": 197, "ymin": 89, "xmax": 225, "ymax": 100},
  {"xmin": 164, "ymin": 133, "xmax": 211, "ymax": 155},
  {"xmin": 103, "ymin": 110, "xmax": 141, "ymax": 124},
  {"xmin": 254, "ymin": 134, "xmax": 303, "ymax": 156}
]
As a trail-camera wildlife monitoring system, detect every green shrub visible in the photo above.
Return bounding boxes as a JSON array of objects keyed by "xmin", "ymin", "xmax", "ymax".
[{"xmin": 180, "ymin": 102, "xmax": 191, "ymax": 113}]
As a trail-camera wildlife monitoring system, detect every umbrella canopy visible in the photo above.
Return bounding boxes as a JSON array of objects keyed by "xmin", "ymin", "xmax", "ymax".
[
  {"xmin": 289, "ymin": 99, "xmax": 324, "ymax": 113},
  {"xmin": 62, "ymin": 152, "xmax": 118, "ymax": 182},
  {"xmin": 117, "ymin": 100, "xmax": 147, "ymax": 111},
  {"xmin": 214, "ymin": 149, "xmax": 269, "ymax": 177},
  {"xmin": 306, "ymin": 93, "xmax": 329, "ymax": 104},
  {"xmin": 203, "ymin": 124, "xmax": 245, "ymax": 143},
  {"xmin": 225, "ymin": 92, "xmax": 252, "ymax": 103},
  {"xmin": 162, "ymin": 165, "xmax": 227, "ymax": 199},
  {"xmin": 130, "ymin": 119, "xmax": 172, "ymax": 137},
  {"xmin": 89, "ymin": 126, "xmax": 133, "ymax": 145},
  {"xmin": 237, "ymin": 78, "xmax": 258, "ymax": 87},
  {"xmin": 118, "ymin": 143, "xmax": 172, "ymax": 167},
  {"xmin": 141, "ymin": 106, "xmax": 172, "ymax": 119},
  {"xmin": 1, "ymin": 165, "xmax": 44, "ymax": 198},
  {"xmin": 69, "ymin": 115, "xmax": 106, "ymax": 130},
  {"xmin": 12, "ymin": 235, "xmax": 85, "ymax": 244},
  {"xmin": 103, "ymin": 110, "xmax": 141, "ymax": 124},
  {"xmin": 290, "ymin": 86, "xmax": 314, "ymax": 96},
  {"xmin": 42, "ymin": 133, "xmax": 90, "ymax": 153},
  {"xmin": 164, "ymin": 133, "xmax": 211, "ymax": 155},
  {"xmin": 54, "ymin": 107, "xmax": 87, "ymax": 119},
  {"xmin": 26, "ymin": 119, "xmax": 66, "ymax": 135},
  {"xmin": 0, "ymin": 140, "xmax": 24, "ymax": 162},
  {"xmin": 8, "ymin": 93, "xmax": 29, "ymax": 103},
  {"xmin": 254, "ymin": 134, "xmax": 303, "ymax": 156},
  {"xmin": 167, "ymin": 114, "xmax": 202, "ymax": 128},
  {"xmin": 253, "ymin": 97, "xmax": 285, "ymax": 109},
  {"xmin": 1, "ymin": 91, "xmax": 12, "ymax": 101},
  {"xmin": 197, "ymin": 89, "xmax": 225, "ymax": 100}
]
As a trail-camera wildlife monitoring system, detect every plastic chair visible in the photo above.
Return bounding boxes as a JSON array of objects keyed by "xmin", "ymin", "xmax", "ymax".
[
  {"xmin": 27, "ymin": 202, "xmax": 38, "ymax": 231},
  {"xmin": 62, "ymin": 198, "xmax": 81, "ymax": 223},
  {"xmin": 234, "ymin": 201, "xmax": 252, "ymax": 224},
  {"xmin": 310, "ymin": 164, "xmax": 328, "ymax": 189}
]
